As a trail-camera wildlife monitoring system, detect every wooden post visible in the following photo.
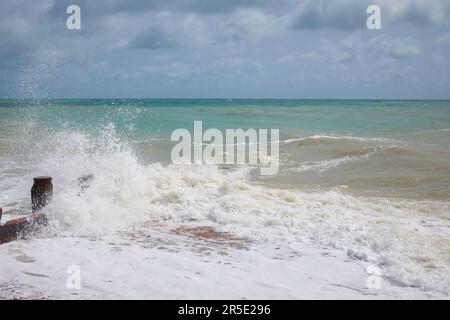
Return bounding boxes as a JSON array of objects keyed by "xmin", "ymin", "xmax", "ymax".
[
  {"xmin": 31, "ymin": 176, "xmax": 53, "ymax": 213},
  {"xmin": 0, "ymin": 214, "xmax": 47, "ymax": 245},
  {"xmin": 0, "ymin": 177, "xmax": 51, "ymax": 244}
]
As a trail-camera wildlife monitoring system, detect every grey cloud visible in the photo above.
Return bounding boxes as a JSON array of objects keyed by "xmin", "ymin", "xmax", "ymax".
[
  {"xmin": 436, "ymin": 32, "xmax": 450, "ymax": 44},
  {"xmin": 46, "ymin": 0, "xmax": 284, "ymax": 18},
  {"xmin": 0, "ymin": 0, "xmax": 449, "ymax": 98},
  {"xmin": 0, "ymin": 2, "xmax": 52, "ymax": 68},
  {"xmin": 278, "ymin": 33, "xmax": 422, "ymax": 90},
  {"xmin": 376, "ymin": 37, "xmax": 421, "ymax": 60},
  {"xmin": 0, "ymin": 22, "xmax": 32, "ymax": 62},
  {"xmin": 334, "ymin": 35, "xmax": 421, "ymax": 61},
  {"xmin": 290, "ymin": 0, "xmax": 368, "ymax": 30},
  {"xmin": 289, "ymin": 0, "xmax": 450, "ymax": 31},
  {"xmin": 129, "ymin": 26, "xmax": 178, "ymax": 49},
  {"xmin": 214, "ymin": 9, "xmax": 282, "ymax": 45},
  {"xmin": 139, "ymin": 57, "xmax": 265, "ymax": 83},
  {"xmin": 388, "ymin": 0, "xmax": 450, "ymax": 26}
]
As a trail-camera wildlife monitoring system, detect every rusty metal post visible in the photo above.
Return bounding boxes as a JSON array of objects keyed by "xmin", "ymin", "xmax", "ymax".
[{"xmin": 31, "ymin": 176, "xmax": 53, "ymax": 213}]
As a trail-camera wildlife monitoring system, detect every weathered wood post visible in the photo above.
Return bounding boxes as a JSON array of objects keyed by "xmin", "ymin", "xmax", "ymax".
[
  {"xmin": 0, "ymin": 214, "xmax": 47, "ymax": 244},
  {"xmin": 0, "ymin": 178, "xmax": 51, "ymax": 244},
  {"xmin": 31, "ymin": 176, "xmax": 53, "ymax": 213}
]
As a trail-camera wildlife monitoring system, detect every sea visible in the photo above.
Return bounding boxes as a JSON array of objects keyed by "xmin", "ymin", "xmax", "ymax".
[{"xmin": 0, "ymin": 99, "xmax": 449, "ymax": 297}]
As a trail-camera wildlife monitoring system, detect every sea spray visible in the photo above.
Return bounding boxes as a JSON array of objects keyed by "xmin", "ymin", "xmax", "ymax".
[{"xmin": 18, "ymin": 123, "xmax": 445, "ymax": 294}]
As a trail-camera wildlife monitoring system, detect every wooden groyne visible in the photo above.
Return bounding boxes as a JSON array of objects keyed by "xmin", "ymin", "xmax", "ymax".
[{"xmin": 0, "ymin": 177, "xmax": 52, "ymax": 245}]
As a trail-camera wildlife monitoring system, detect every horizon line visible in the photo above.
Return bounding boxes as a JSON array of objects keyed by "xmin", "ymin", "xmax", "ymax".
[{"xmin": 2, "ymin": 97, "xmax": 450, "ymax": 101}]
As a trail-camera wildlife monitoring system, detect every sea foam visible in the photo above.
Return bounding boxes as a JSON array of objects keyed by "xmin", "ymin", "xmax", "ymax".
[{"xmin": 16, "ymin": 124, "xmax": 446, "ymax": 295}]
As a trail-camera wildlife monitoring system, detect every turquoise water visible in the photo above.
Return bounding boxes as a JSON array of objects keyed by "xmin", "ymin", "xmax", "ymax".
[
  {"xmin": 1, "ymin": 99, "xmax": 450, "ymax": 199},
  {"xmin": 2, "ymin": 99, "xmax": 450, "ymax": 136}
]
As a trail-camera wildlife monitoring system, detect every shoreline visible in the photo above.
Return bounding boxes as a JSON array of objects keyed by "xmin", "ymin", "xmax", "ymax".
[{"xmin": 0, "ymin": 223, "xmax": 445, "ymax": 300}]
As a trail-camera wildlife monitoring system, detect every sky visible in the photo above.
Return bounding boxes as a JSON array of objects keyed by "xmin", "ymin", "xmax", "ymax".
[{"xmin": 0, "ymin": 0, "xmax": 450, "ymax": 99}]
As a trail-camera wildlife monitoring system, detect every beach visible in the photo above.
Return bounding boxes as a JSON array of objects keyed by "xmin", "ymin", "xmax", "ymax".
[{"xmin": 0, "ymin": 225, "xmax": 441, "ymax": 300}]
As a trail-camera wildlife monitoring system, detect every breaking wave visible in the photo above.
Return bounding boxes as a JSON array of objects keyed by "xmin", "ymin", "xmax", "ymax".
[
  {"xmin": 12, "ymin": 125, "xmax": 443, "ymax": 295},
  {"xmin": 280, "ymin": 134, "xmax": 399, "ymax": 145},
  {"xmin": 1, "ymin": 120, "xmax": 449, "ymax": 296},
  {"xmin": 288, "ymin": 145, "xmax": 407, "ymax": 173}
]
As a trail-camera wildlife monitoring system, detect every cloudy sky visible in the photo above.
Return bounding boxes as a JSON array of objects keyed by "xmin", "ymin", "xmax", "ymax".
[{"xmin": 1, "ymin": 0, "xmax": 449, "ymax": 99}]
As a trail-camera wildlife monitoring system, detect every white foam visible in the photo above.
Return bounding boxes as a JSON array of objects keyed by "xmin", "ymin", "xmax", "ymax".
[
  {"xmin": 280, "ymin": 135, "xmax": 398, "ymax": 145},
  {"xmin": 0, "ymin": 232, "xmax": 441, "ymax": 299},
  {"xmin": 2, "ymin": 125, "xmax": 450, "ymax": 296},
  {"xmin": 290, "ymin": 155, "xmax": 368, "ymax": 173},
  {"xmin": 416, "ymin": 128, "xmax": 450, "ymax": 134}
]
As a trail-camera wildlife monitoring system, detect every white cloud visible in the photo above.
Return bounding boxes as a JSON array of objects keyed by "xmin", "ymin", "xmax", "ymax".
[
  {"xmin": 0, "ymin": 0, "xmax": 449, "ymax": 98},
  {"xmin": 436, "ymin": 32, "xmax": 450, "ymax": 44},
  {"xmin": 377, "ymin": 37, "xmax": 421, "ymax": 59},
  {"xmin": 215, "ymin": 9, "xmax": 284, "ymax": 44},
  {"xmin": 143, "ymin": 62, "xmax": 200, "ymax": 80}
]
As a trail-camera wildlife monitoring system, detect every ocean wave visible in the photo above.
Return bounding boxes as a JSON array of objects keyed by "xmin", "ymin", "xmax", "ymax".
[
  {"xmin": 44, "ymin": 159, "xmax": 449, "ymax": 293},
  {"xmin": 289, "ymin": 155, "xmax": 368, "ymax": 173},
  {"xmin": 287, "ymin": 145, "xmax": 406, "ymax": 173},
  {"xmin": 414, "ymin": 128, "xmax": 450, "ymax": 135},
  {"xmin": 2, "ymin": 124, "xmax": 449, "ymax": 295},
  {"xmin": 280, "ymin": 135, "xmax": 399, "ymax": 145}
]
